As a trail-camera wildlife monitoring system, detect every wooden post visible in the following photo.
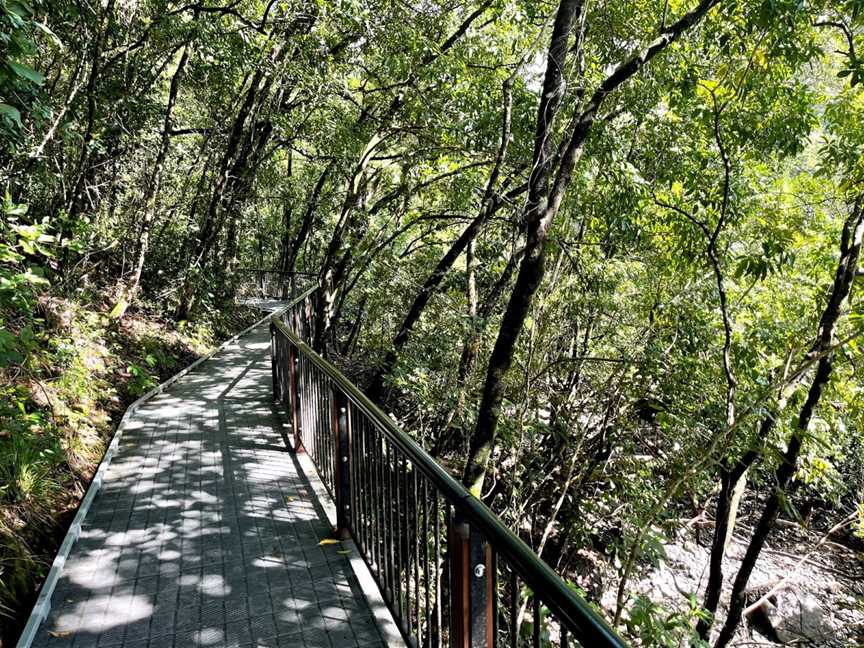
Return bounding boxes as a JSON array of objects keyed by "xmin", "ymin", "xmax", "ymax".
[
  {"xmin": 331, "ymin": 387, "xmax": 351, "ymax": 539},
  {"xmin": 270, "ymin": 321, "xmax": 281, "ymax": 403},
  {"xmin": 450, "ymin": 517, "xmax": 493, "ymax": 648},
  {"xmin": 288, "ymin": 345, "xmax": 302, "ymax": 452}
]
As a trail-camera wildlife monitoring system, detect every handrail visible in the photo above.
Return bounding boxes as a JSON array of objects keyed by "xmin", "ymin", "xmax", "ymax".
[{"xmin": 270, "ymin": 286, "xmax": 627, "ymax": 648}]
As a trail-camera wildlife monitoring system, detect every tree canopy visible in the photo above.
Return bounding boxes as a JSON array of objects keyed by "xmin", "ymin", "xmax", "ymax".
[{"xmin": 1, "ymin": 0, "xmax": 863, "ymax": 645}]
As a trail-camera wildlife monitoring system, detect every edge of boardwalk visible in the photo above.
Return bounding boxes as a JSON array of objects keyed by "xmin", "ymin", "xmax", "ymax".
[{"xmin": 16, "ymin": 306, "xmax": 282, "ymax": 648}]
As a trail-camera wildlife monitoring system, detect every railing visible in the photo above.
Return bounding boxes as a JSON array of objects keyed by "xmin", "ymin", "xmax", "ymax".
[
  {"xmin": 235, "ymin": 269, "xmax": 313, "ymax": 300},
  {"xmin": 270, "ymin": 286, "xmax": 627, "ymax": 648}
]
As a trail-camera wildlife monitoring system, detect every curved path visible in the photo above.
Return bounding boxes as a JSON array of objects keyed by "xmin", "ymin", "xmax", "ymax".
[{"xmin": 30, "ymin": 325, "xmax": 390, "ymax": 648}]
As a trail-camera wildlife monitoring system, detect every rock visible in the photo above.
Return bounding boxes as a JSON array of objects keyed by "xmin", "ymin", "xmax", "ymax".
[{"xmin": 762, "ymin": 590, "xmax": 832, "ymax": 644}]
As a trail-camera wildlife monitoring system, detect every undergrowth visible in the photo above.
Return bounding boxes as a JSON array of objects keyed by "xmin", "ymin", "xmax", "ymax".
[
  {"xmin": 0, "ymin": 296, "xmax": 257, "ymax": 645},
  {"xmin": 0, "ymin": 203, "xmax": 257, "ymax": 645}
]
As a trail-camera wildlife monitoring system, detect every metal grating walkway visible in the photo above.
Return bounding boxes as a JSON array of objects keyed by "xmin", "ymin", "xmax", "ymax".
[{"xmin": 30, "ymin": 325, "xmax": 391, "ymax": 648}]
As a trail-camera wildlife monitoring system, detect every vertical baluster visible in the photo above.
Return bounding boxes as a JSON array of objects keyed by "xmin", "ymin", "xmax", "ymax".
[
  {"xmin": 314, "ymin": 369, "xmax": 322, "ymax": 479},
  {"xmin": 384, "ymin": 440, "xmax": 394, "ymax": 605},
  {"xmin": 332, "ymin": 386, "xmax": 350, "ymax": 538},
  {"xmin": 561, "ymin": 628, "xmax": 568, "ymax": 648},
  {"xmin": 375, "ymin": 426, "xmax": 384, "ymax": 579},
  {"xmin": 317, "ymin": 369, "xmax": 324, "ymax": 475},
  {"xmin": 390, "ymin": 442, "xmax": 399, "ymax": 613},
  {"xmin": 314, "ymin": 368, "xmax": 321, "ymax": 474},
  {"xmin": 327, "ymin": 378, "xmax": 335, "ymax": 492},
  {"xmin": 306, "ymin": 362, "xmax": 314, "ymax": 464},
  {"xmin": 448, "ymin": 504, "xmax": 459, "ymax": 648},
  {"xmin": 395, "ymin": 450, "xmax": 405, "ymax": 627},
  {"xmin": 360, "ymin": 414, "xmax": 369, "ymax": 550},
  {"xmin": 509, "ymin": 570, "xmax": 517, "ymax": 648},
  {"xmin": 347, "ymin": 404, "xmax": 357, "ymax": 534},
  {"xmin": 325, "ymin": 376, "xmax": 333, "ymax": 490},
  {"xmin": 319, "ymin": 371, "xmax": 328, "ymax": 487},
  {"xmin": 434, "ymin": 492, "xmax": 442, "ymax": 648},
  {"xmin": 409, "ymin": 466, "xmax": 422, "ymax": 646},
  {"xmin": 366, "ymin": 420, "xmax": 375, "ymax": 568},
  {"xmin": 310, "ymin": 364, "xmax": 318, "ymax": 467},
  {"xmin": 309, "ymin": 365, "xmax": 317, "ymax": 466},
  {"xmin": 289, "ymin": 345, "xmax": 301, "ymax": 451},
  {"xmin": 270, "ymin": 322, "xmax": 279, "ymax": 403},
  {"xmin": 532, "ymin": 598, "xmax": 540, "ymax": 648},
  {"xmin": 490, "ymin": 551, "xmax": 497, "ymax": 648},
  {"xmin": 300, "ymin": 356, "xmax": 309, "ymax": 461},
  {"xmin": 422, "ymin": 478, "xmax": 431, "ymax": 648},
  {"xmin": 399, "ymin": 457, "xmax": 414, "ymax": 636},
  {"xmin": 366, "ymin": 422, "xmax": 373, "ymax": 557},
  {"xmin": 352, "ymin": 408, "xmax": 363, "ymax": 548}
]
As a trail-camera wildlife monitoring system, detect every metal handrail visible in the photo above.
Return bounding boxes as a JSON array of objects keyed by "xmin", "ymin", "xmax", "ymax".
[{"xmin": 270, "ymin": 286, "xmax": 627, "ymax": 648}]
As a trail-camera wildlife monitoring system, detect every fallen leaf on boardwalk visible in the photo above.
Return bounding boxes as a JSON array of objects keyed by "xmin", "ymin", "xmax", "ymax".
[
  {"xmin": 337, "ymin": 549, "xmax": 352, "ymax": 555},
  {"xmin": 318, "ymin": 538, "xmax": 341, "ymax": 546},
  {"xmin": 48, "ymin": 631, "xmax": 72, "ymax": 638}
]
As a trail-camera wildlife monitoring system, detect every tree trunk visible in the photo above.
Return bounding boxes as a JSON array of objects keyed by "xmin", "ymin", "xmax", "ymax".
[
  {"xmin": 284, "ymin": 164, "xmax": 331, "ymax": 278},
  {"xmin": 698, "ymin": 405, "xmax": 785, "ymax": 637},
  {"xmin": 432, "ymin": 243, "xmax": 523, "ymax": 455},
  {"xmin": 462, "ymin": 0, "xmax": 721, "ymax": 495},
  {"xmin": 713, "ymin": 198, "xmax": 864, "ymax": 648},
  {"xmin": 174, "ymin": 64, "xmax": 269, "ymax": 319},
  {"xmin": 462, "ymin": 0, "xmax": 583, "ymax": 494},
  {"xmin": 120, "ymin": 43, "xmax": 191, "ymax": 315},
  {"xmin": 313, "ymin": 4, "xmax": 496, "ymax": 351},
  {"xmin": 67, "ymin": 0, "xmax": 115, "ymax": 223},
  {"xmin": 368, "ymin": 78, "xmax": 515, "ymax": 403}
]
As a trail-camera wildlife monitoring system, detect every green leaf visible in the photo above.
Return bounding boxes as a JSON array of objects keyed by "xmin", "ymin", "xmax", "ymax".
[
  {"xmin": 7, "ymin": 60, "xmax": 44, "ymax": 85},
  {"xmin": 0, "ymin": 103, "xmax": 22, "ymax": 127}
]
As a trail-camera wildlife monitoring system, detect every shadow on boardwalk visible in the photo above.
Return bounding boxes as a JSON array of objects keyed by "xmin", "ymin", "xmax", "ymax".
[{"xmin": 31, "ymin": 326, "xmax": 388, "ymax": 648}]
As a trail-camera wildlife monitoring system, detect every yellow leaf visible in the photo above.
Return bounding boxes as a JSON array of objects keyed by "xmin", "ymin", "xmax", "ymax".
[
  {"xmin": 48, "ymin": 631, "xmax": 72, "ymax": 638},
  {"xmin": 318, "ymin": 538, "xmax": 341, "ymax": 546},
  {"xmin": 108, "ymin": 297, "xmax": 127, "ymax": 319}
]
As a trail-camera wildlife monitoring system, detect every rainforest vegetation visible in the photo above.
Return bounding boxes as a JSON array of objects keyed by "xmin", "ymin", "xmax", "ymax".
[{"xmin": 1, "ymin": 0, "xmax": 863, "ymax": 645}]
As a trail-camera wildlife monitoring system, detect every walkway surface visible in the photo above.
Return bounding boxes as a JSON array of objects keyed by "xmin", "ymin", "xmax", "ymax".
[{"xmin": 31, "ymin": 324, "xmax": 389, "ymax": 648}]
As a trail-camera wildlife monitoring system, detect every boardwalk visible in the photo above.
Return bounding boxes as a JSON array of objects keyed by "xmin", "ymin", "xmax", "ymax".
[{"xmin": 30, "ymin": 324, "xmax": 393, "ymax": 648}]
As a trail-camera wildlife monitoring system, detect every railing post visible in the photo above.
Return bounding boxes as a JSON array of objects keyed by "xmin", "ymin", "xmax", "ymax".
[
  {"xmin": 450, "ymin": 517, "xmax": 493, "ymax": 648},
  {"xmin": 288, "ymin": 345, "xmax": 302, "ymax": 452},
  {"xmin": 270, "ymin": 321, "xmax": 281, "ymax": 404},
  {"xmin": 331, "ymin": 388, "xmax": 351, "ymax": 539}
]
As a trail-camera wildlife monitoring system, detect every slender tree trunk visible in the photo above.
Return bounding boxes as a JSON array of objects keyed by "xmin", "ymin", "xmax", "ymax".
[
  {"xmin": 713, "ymin": 200, "xmax": 864, "ymax": 648},
  {"xmin": 698, "ymin": 406, "xmax": 786, "ymax": 637},
  {"xmin": 284, "ymin": 164, "xmax": 331, "ymax": 278},
  {"xmin": 462, "ymin": 0, "xmax": 721, "ymax": 495},
  {"xmin": 368, "ymin": 77, "xmax": 515, "ymax": 403},
  {"xmin": 462, "ymin": 0, "xmax": 584, "ymax": 494},
  {"xmin": 432, "ymin": 243, "xmax": 523, "ymax": 455},
  {"xmin": 120, "ymin": 43, "xmax": 191, "ymax": 314},
  {"xmin": 314, "ymin": 3, "xmax": 496, "ymax": 350},
  {"xmin": 175, "ymin": 64, "xmax": 269, "ymax": 318},
  {"xmin": 368, "ymin": 208, "xmax": 489, "ymax": 400},
  {"xmin": 67, "ymin": 0, "xmax": 115, "ymax": 222}
]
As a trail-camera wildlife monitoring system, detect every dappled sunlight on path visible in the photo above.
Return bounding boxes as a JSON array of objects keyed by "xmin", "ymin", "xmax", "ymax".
[{"xmin": 31, "ymin": 327, "xmax": 388, "ymax": 648}]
